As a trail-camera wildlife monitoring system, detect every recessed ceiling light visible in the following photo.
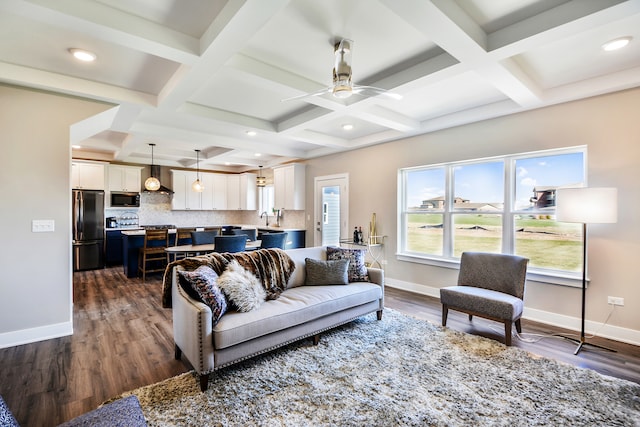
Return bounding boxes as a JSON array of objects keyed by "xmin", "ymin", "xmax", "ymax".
[
  {"xmin": 72, "ymin": 145, "xmax": 82, "ymax": 149},
  {"xmin": 255, "ymin": 153, "xmax": 262, "ymax": 157},
  {"xmin": 69, "ymin": 48, "xmax": 97, "ymax": 62},
  {"xmin": 246, "ymin": 130, "xmax": 257, "ymax": 136},
  {"xmin": 602, "ymin": 37, "xmax": 632, "ymax": 51},
  {"xmin": 342, "ymin": 124, "xmax": 354, "ymax": 131}
]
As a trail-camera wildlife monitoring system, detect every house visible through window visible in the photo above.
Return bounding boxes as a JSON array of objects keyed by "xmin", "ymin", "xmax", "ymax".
[{"xmin": 398, "ymin": 148, "xmax": 586, "ymax": 276}]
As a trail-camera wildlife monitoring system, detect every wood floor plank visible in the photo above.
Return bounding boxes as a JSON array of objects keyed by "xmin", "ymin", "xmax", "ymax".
[{"xmin": 0, "ymin": 267, "xmax": 638, "ymax": 426}]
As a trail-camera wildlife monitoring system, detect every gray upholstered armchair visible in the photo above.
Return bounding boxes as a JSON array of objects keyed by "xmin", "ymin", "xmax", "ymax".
[{"xmin": 440, "ymin": 252, "xmax": 529, "ymax": 346}]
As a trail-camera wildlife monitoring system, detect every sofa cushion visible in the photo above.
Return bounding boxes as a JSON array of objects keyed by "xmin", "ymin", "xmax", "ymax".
[
  {"xmin": 326, "ymin": 246, "xmax": 369, "ymax": 282},
  {"xmin": 217, "ymin": 261, "xmax": 266, "ymax": 312},
  {"xmin": 178, "ymin": 265, "xmax": 227, "ymax": 325},
  {"xmin": 305, "ymin": 258, "xmax": 349, "ymax": 286},
  {"xmin": 440, "ymin": 286, "xmax": 524, "ymax": 321},
  {"xmin": 213, "ymin": 283, "xmax": 382, "ymax": 349}
]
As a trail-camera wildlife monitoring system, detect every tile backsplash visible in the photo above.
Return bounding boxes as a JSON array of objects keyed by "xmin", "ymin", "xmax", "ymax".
[{"xmin": 106, "ymin": 192, "xmax": 305, "ymax": 229}]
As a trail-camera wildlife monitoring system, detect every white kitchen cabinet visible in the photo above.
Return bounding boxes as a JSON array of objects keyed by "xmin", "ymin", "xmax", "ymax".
[
  {"xmin": 273, "ymin": 163, "xmax": 305, "ymax": 210},
  {"xmin": 171, "ymin": 170, "xmax": 201, "ymax": 210},
  {"xmin": 227, "ymin": 173, "xmax": 257, "ymax": 210},
  {"xmin": 108, "ymin": 165, "xmax": 142, "ymax": 192},
  {"xmin": 212, "ymin": 173, "xmax": 228, "ymax": 209},
  {"xmin": 72, "ymin": 161, "xmax": 106, "ymax": 190},
  {"xmin": 201, "ymin": 173, "xmax": 228, "ymax": 210}
]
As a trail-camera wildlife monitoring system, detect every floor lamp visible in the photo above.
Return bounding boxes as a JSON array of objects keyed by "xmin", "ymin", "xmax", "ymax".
[{"xmin": 555, "ymin": 187, "xmax": 617, "ymax": 355}]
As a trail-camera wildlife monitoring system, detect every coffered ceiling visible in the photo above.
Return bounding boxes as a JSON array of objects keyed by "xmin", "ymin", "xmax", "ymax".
[{"xmin": 1, "ymin": 0, "xmax": 639, "ymax": 172}]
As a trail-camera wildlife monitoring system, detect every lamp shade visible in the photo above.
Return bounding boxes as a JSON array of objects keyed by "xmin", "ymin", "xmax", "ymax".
[{"xmin": 555, "ymin": 187, "xmax": 617, "ymax": 224}]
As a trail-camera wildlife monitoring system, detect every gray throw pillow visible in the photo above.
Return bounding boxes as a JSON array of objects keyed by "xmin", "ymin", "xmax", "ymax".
[{"xmin": 305, "ymin": 258, "xmax": 350, "ymax": 286}]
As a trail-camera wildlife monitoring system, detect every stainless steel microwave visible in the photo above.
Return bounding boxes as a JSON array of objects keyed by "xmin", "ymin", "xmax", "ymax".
[{"xmin": 110, "ymin": 192, "xmax": 140, "ymax": 207}]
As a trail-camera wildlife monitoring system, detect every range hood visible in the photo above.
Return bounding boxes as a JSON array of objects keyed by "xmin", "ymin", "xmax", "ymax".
[{"xmin": 144, "ymin": 165, "xmax": 173, "ymax": 194}]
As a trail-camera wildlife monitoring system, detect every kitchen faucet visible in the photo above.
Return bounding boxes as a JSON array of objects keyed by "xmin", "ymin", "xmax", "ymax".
[{"xmin": 260, "ymin": 211, "xmax": 269, "ymax": 226}]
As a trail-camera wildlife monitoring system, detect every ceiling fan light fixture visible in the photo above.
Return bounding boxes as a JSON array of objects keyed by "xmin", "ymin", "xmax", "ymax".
[
  {"xmin": 602, "ymin": 36, "xmax": 632, "ymax": 51},
  {"xmin": 69, "ymin": 48, "xmax": 96, "ymax": 62},
  {"xmin": 144, "ymin": 143, "xmax": 161, "ymax": 191},
  {"xmin": 333, "ymin": 85, "xmax": 352, "ymax": 99}
]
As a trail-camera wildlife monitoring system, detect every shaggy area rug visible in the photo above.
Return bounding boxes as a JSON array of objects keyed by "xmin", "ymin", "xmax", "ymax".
[{"xmin": 121, "ymin": 310, "xmax": 640, "ymax": 426}]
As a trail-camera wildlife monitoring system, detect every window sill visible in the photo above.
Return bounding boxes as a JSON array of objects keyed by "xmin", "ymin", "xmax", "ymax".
[{"xmin": 396, "ymin": 253, "xmax": 584, "ymax": 288}]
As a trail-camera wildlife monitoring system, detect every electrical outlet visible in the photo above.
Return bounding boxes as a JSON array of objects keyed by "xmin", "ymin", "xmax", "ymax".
[
  {"xmin": 381, "ymin": 259, "xmax": 387, "ymax": 265},
  {"xmin": 607, "ymin": 296, "xmax": 624, "ymax": 306}
]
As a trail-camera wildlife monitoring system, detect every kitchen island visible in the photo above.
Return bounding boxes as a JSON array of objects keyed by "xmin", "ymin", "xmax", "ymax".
[{"xmin": 121, "ymin": 225, "xmax": 306, "ymax": 278}]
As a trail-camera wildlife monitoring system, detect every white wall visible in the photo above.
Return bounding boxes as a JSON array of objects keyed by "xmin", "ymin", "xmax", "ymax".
[
  {"xmin": 0, "ymin": 85, "xmax": 111, "ymax": 347},
  {"xmin": 304, "ymin": 87, "xmax": 640, "ymax": 344}
]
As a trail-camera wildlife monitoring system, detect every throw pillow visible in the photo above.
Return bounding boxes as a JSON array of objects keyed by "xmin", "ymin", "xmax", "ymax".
[
  {"xmin": 305, "ymin": 258, "xmax": 350, "ymax": 286},
  {"xmin": 178, "ymin": 265, "xmax": 227, "ymax": 325},
  {"xmin": 326, "ymin": 246, "xmax": 369, "ymax": 282},
  {"xmin": 217, "ymin": 260, "xmax": 266, "ymax": 312}
]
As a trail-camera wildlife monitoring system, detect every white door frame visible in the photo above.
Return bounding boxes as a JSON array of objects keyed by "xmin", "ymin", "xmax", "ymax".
[{"xmin": 314, "ymin": 173, "xmax": 349, "ymax": 247}]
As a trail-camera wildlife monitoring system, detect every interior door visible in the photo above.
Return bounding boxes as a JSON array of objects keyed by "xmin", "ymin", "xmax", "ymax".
[{"xmin": 314, "ymin": 174, "xmax": 349, "ymax": 246}]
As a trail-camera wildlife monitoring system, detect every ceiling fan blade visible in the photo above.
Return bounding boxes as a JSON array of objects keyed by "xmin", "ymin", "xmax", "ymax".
[
  {"xmin": 352, "ymin": 85, "xmax": 403, "ymax": 100},
  {"xmin": 281, "ymin": 87, "xmax": 333, "ymax": 102}
]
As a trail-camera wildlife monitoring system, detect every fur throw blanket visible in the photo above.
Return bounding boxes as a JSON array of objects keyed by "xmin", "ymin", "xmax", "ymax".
[{"xmin": 162, "ymin": 248, "xmax": 296, "ymax": 308}]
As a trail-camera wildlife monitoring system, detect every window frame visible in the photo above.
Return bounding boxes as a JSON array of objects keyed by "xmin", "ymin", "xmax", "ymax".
[{"xmin": 397, "ymin": 146, "xmax": 587, "ymax": 287}]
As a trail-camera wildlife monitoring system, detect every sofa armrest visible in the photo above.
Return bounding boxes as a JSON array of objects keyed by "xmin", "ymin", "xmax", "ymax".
[
  {"xmin": 171, "ymin": 267, "xmax": 215, "ymax": 375},
  {"xmin": 367, "ymin": 267, "xmax": 384, "ymax": 310}
]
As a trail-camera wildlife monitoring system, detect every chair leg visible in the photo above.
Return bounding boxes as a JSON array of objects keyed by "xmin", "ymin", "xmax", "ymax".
[
  {"xmin": 504, "ymin": 321, "xmax": 512, "ymax": 346},
  {"xmin": 442, "ymin": 305, "xmax": 448, "ymax": 326},
  {"xmin": 376, "ymin": 310, "xmax": 383, "ymax": 320},
  {"xmin": 515, "ymin": 319, "xmax": 522, "ymax": 334},
  {"xmin": 468, "ymin": 314, "xmax": 473, "ymax": 321}
]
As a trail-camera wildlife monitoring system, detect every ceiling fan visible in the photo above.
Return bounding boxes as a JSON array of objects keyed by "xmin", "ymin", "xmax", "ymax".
[{"xmin": 283, "ymin": 39, "xmax": 402, "ymax": 102}]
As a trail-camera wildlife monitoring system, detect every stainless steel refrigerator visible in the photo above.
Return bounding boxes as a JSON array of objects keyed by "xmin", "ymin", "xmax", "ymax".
[{"xmin": 72, "ymin": 189, "xmax": 105, "ymax": 271}]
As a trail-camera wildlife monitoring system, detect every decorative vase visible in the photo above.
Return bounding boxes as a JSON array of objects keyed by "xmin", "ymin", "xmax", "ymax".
[{"xmin": 370, "ymin": 213, "xmax": 377, "ymax": 244}]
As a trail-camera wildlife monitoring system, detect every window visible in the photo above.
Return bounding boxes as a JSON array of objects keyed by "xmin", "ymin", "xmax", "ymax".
[
  {"xmin": 258, "ymin": 185, "xmax": 274, "ymax": 216},
  {"xmin": 399, "ymin": 148, "xmax": 586, "ymax": 277}
]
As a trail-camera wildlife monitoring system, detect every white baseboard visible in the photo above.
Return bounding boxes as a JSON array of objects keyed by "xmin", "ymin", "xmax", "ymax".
[
  {"xmin": 385, "ymin": 278, "xmax": 640, "ymax": 347},
  {"xmin": 0, "ymin": 321, "xmax": 73, "ymax": 349}
]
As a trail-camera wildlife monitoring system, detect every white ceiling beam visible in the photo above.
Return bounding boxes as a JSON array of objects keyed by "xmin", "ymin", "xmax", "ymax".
[
  {"xmin": 487, "ymin": 0, "xmax": 633, "ymax": 54},
  {"xmin": 350, "ymin": 105, "xmax": 420, "ymax": 132},
  {"xmin": 8, "ymin": 0, "xmax": 199, "ymax": 64},
  {"xmin": 180, "ymin": 103, "xmax": 277, "ymax": 132},
  {"xmin": 158, "ymin": 0, "xmax": 290, "ymax": 109},
  {"xmin": 129, "ymin": 123, "xmax": 307, "ymax": 159},
  {"xmin": 0, "ymin": 62, "xmax": 154, "ymax": 106},
  {"xmin": 382, "ymin": 0, "xmax": 542, "ymax": 107}
]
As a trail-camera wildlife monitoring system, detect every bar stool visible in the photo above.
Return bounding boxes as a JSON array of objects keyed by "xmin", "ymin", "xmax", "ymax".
[
  {"xmin": 138, "ymin": 229, "xmax": 169, "ymax": 282},
  {"xmin": 172, "ymin": 227, "xmax": 195, "ymax": 261}
]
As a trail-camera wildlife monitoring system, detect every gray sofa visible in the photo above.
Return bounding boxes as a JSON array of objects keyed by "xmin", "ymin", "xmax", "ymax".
[{"xmin": 170, "ymin": 246, "xmax": 384, "ymax": 391}]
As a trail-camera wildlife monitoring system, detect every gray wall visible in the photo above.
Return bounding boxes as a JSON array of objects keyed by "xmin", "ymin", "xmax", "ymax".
[
  {"xmin": 303, "ymin": 87, "xmax": 640, "ymax": 344},
  {"xmin": 0, "ymin": 85, "xmax": 111, "ymax": 346}
]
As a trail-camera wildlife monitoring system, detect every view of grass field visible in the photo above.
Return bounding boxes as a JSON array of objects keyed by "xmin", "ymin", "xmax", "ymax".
[{"xmin": 406, "ymin": 213, "xmax": 582, "ymax": 271}]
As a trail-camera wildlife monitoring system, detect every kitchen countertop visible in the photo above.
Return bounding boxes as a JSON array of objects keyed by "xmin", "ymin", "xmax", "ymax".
[{"xmin": 120, "ymin": 225, "xmax": 305, "ymax": 236}]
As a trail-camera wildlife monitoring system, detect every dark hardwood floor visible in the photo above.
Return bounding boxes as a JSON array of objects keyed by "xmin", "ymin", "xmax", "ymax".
[{"xmin": 1, "ymin": 266, "xmax": 639, "ymax": 426}]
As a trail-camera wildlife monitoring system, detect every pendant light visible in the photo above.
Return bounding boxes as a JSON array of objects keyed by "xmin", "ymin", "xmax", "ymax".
[
  {"xmin": 256, "ymin": 165, "xmax": 266, "ymax": 187},
  {"xmin": 192, "ymin": 149, "xmax": 204, "ymax": 192},
  {"xmin": 144, "ymin": 143, "xmax": 161, "ymax": 191}
]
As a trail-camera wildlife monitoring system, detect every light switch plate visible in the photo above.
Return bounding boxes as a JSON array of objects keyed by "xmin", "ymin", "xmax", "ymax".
[{"xmin": 32, "ymin": 219, "xmax": 55, "ymax": 232}]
